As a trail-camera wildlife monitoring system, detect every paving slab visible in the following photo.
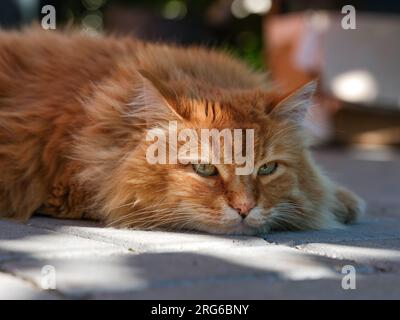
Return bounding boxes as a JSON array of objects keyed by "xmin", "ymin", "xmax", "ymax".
[
  {"xmin": 296, "ymin": 239, "xmax": 400, "ymax": 273},
  {"xmin": 94, "ymin": 274, "xmax": 400, "ymax": 300},
  {"xmin": 0, "ymin": 219, "xmax": 126, "ymax": 262},
  {"xmin": 313, "ymin": 148, "xmax": 400, "ymax": 207},
  {"xmin": 264, "ymin": 217, "xmax": 400, "ymax": 246},
  {"xmin": 0, "ymin": 246, "xmax": 364, "ymax": 299},
  {"xmin": 0, "ymin": 272, "xmax": 59, "ymax": 300},
  {"xmin": 28, "ymin": 217, "xmax": 268, "ymax": 253}
]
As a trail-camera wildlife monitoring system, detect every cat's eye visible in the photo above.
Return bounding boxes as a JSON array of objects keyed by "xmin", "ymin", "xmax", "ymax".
[
  {"xmin": 258, "ymin": 162, "xmax": 278, "ymax": 176},
  {"xmin": 192, "ymin": 164, "xmax": 218, "ymax": 177}
]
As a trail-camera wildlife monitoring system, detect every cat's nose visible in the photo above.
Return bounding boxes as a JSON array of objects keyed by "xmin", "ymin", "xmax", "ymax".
[{"xmin": 233, "ymin": 202, "xmax": 255, "ymax": 219}]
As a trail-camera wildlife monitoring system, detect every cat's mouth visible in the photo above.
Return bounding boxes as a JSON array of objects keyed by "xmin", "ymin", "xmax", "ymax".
[
  {"xmin": 192, "ymin": 206, "xmax": 270, "ymax": 235},
  {"xmin": 182, "ymin": 205, "xmax": 272, "ymax": 235}
]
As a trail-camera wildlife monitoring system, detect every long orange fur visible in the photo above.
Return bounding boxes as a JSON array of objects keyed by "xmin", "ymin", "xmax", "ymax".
[{"xmin": 0, "ymin": 28, "xmax": 365, "ymax": 234}]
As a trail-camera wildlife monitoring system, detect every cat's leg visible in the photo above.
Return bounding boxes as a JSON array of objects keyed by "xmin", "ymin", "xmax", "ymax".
[
  {"xmin": 38, "ymin": 163, "xmax": 94, "ymax": 220},
  {"xmin": 331, "ymin": 186, "xmax": 366, "ymax": 224},
  {"xmin": 38, "ymin": 181, "xmax": 85, "ymax": 219}
]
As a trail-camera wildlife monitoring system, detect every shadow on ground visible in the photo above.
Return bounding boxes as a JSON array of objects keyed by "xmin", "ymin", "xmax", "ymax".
[{"xmin": 1, "ymin": 216, "xmax": 400, "ymax": 299}]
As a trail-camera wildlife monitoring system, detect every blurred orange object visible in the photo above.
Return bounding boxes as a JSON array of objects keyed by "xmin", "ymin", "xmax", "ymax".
[{"xmin": 264, "ymin": 11, "xmax": 400, "ymax": 147}]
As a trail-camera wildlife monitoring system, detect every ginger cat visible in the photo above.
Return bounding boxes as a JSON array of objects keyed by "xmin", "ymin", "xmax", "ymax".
[{"xmin": 0, "ymin": 28, "xmax": 365, "ymax": 235}]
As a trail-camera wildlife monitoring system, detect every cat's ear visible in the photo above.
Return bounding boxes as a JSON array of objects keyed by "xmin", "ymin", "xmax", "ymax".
[
  {"xmin": 269, "ymin": 81, "xmax": 317, "ymax": 124},
  {"xmin": 134, "ymin": 70, "xmax": 185, "ymax": 121}
]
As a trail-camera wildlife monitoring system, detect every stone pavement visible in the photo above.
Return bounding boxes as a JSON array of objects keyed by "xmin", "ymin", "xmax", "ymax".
[{"xmin": 1, "ymin": 148, "xmax": 399, "ymax": 299}]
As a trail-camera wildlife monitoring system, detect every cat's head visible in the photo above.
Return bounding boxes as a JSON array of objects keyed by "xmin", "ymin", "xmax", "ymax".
[{"xmin": 85, "ymin": 72, "xmax": 329, "ymax": 235}]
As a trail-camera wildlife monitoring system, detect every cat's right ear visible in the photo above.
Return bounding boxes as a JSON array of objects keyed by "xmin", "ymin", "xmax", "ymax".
[{"xmin": 133, "ymin": 70, "xmax": 185, "ymax": 122}]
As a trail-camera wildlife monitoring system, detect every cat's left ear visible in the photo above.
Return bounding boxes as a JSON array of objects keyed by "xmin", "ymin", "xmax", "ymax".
[{"xmin": 269, "ymin": 80, "xmax": 317, "ymax": 124}]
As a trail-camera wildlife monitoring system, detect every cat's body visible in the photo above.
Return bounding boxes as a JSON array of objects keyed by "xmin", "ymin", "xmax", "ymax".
[{"xmin": 0, "ymin": 28, "xmax": 365, "ymax": 234}]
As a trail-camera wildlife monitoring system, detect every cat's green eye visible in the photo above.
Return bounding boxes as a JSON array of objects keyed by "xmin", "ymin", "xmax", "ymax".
[
  {"xmin": 192, "ymin": 164, "xmax": 218, "ymax": 177},
  {"xmin": 258, "ymin": 162, "xmax": 278, "ymax": 176}
]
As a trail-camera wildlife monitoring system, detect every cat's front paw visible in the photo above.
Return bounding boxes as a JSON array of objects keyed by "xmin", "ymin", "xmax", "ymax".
[{"xmin": 332, "ymin": 186, "xmax": 366, "ymax": 224}]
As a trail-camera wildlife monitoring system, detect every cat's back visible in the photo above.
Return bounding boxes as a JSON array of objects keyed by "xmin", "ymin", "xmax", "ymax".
[
  {"xmin": 0, "ymin": 28, "xmax": 135, "ymax": 105},
  {"xmin": 134, "ymin": 41, "xmax": 266, "ymax": 91},
  {"xmin": 0, "ymin": 28, "xmax": 265, "ymax": 101}
]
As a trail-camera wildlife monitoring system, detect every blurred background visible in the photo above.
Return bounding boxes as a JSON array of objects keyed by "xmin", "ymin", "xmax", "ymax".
[{"xmin": 1, "ymin": 0, "xmax": 400, "ymax": 152}]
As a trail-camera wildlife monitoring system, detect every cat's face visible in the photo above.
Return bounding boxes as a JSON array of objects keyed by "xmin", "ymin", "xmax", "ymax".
[
  {"xmin": 154, "ymin": 129, "xmax": 306, "ymax": 235},
  {"xmin": 104, "ymin": 79, "xmax": 323, "ymax": 235}
]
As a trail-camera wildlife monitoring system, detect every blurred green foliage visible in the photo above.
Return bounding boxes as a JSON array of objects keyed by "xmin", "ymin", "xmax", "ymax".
[{"xmin": 64, "ymin": 0, "xmax": 265, "ymax": 70}]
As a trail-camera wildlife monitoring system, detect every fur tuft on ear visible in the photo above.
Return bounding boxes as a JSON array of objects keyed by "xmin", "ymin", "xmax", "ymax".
[
  {"xmin": 270, "ymin": 80, "xmax": 317, "ymax": 124},
  {"xmin": 125, "ymin": 71, "xmax": 184, "ymax": 124},
  {"xmin": 136, "ymin": 70, "xmax": 219, "ymax": 123}
]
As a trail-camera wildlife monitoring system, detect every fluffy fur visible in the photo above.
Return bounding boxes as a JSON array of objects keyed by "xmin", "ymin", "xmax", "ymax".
[{"xmin": 0, "ymin": 28, "xmax": 365, "ymax": 235}]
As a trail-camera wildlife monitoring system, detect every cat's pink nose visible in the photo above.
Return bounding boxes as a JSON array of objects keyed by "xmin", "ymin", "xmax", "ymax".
[{"xmin": 232, "ymin": 201, "xmax": 255, "ymax": 219}]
